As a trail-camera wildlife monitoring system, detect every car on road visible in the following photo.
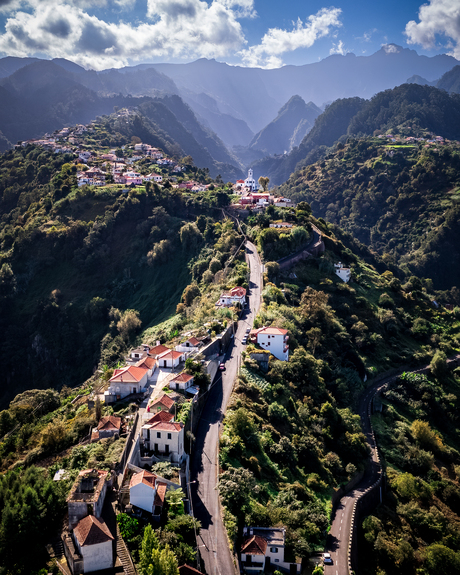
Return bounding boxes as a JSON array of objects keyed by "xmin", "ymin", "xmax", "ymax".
[
  {"xmin": 323, "ymin": 553, "xmax": 333, "ymax": 565},
  {"xmin": 242, "ymin": 337, "xmax": 248, "ymax": 345},
  {"xmin": 245, "ymin": 328, "xmax": 251, "ymax": 334},
  {"xmin": 219, "ymin": 362, "xmax": 225, "ymax": 371}
]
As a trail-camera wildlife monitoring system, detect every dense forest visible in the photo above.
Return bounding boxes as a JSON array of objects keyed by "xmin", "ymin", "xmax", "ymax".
[
  {"xmin": 277, "ymin": 137, "xmax": 460, "ymax": 294},
  {"xmin": 217, "ymin": 204, "xmax": 460, "ymax": 568}
]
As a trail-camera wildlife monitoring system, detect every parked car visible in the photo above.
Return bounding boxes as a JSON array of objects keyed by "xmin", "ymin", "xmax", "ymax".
[
  {"xmin": 242, "ymin": 337, "xmax": 248, "ymax": 345},
  {"xmin": 245, "ymin": 328, "xmax": 251, "ymax": 335},
  {"xmin": 323, "ymin": 553, "xmax": 333, "ymax": 565},
  {"xmin": 219, "ymin": 362, "xmax": 225, "ymax": 371}
]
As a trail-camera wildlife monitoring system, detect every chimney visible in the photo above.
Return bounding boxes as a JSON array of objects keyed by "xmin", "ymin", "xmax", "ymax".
[{"xmin": 156, "ymin": 340, "xmax": 160, "ymax": 346}]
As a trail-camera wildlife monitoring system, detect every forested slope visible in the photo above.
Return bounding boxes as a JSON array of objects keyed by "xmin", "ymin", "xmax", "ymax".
[{"xmin": 277, "ymin": 137, "xmax": 460, "ymax": 293}]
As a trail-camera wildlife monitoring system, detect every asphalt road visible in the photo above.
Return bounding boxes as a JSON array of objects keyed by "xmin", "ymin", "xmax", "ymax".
[{"xmin": 191, "ymin": 240, "xmax": 262, "ymax": 575}]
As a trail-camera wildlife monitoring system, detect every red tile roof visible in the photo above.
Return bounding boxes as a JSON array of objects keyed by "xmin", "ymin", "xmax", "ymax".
[
  {"xmin": 73, "ymin": 515, "xmax": 114, "ymax": 547},
  {"xmin": 172, "ymin": 373, "xmax": 194, "ymax": 384},
  {"xmin": 145, "ymin": 411, "xmax": 174, "ymax": 424},
  {"xmin": 97, "ymin": 416, "xmax": 121, "ymax": 431},
  {"xmin": 254, "ymin": 326, "xmax": 288, "ymax": 336},
  {"xmin": 154, "ymin": 482, "xmax": 167, "ymax": 506},
  {"xmin": 136, "ymin": 356, "xmax": 156, "ymax": 370},
  {"xmin": 151, "ymin": 421, "xmax": 184, "ymax": 432},
  {"xmin": 157, "ymin": 349, "xmax": 184, "ymax": 360},
  {"xmin": 241, "ymin": 534, "xmax": 267, "ymax": 555},
  {"xmin": 110, "ymin": 365, "xmax": 148, "ymax": 383},
  {"xmin": 187, "ymin": 337, "xmax": 200, "ymax": 346},
  {"xmin": 149, "ymin": 393, "xmax": 175, "ymax": 411},
  {"xmin": 148, "ymin": 344, "xmax": 170, "ymax": 358},
  {"xmin": 130, "ymin": 470, "xmax": 157, "ymax": 489}
]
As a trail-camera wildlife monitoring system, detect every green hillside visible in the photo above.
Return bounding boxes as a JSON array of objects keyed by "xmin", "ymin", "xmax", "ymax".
[
  {"xmin": 219, "ymin": 205, "xmax": 460, "ymax": 565},
  {"xmin": 0, "ymin": 141, "xmax": 237, "ymax": 408},
  {"xmin": 277, "ymin": 136, "xmax": 460, "ymax": 294}
]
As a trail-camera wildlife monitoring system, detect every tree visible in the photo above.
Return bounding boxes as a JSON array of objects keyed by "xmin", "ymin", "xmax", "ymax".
[
  {"xmin": 219, "ymin": 467, "xmax": 258, "ymax": 517},
  {"xmin": 140, "ymin": 525, "xmax": 159, "ymax": 575},
  {"xmin": 165, "ymin": 488, "xmax": 185, "ymax": 519},
  {"xmin": 117, "ymin": 309, "xmax": 142, "ymax": 341},
  {"xmin": 424, "ymin": 543, "xmax": 460, "ymax": 575},
  {"xmin": 146, "ymin": 546, "xmax": 179, "ymax": 575},
  {"xmin": 430, "ymin": 350, "xmax": 448, "ymax": 379},
  {"xmin": 258, "ymin": 176, "xmax": 269, "ymax": 191},
  {"xmin": 182, "ymin": 283, "xmax": 200, "ymax": 307},
  {"xmin": 411, "ymin": 420, "xmax": 443, "ymax": 451}
]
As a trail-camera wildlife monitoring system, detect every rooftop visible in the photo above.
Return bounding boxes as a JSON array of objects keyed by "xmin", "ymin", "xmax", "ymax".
[{"xmin": 73, "ymin": 515, "xmax": 113, "ymax": 547}]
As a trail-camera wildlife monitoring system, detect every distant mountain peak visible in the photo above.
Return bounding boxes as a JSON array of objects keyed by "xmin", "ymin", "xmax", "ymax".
[{"xmin": 381, "ymin": 43, "xmax": 404, "ymax": 54}]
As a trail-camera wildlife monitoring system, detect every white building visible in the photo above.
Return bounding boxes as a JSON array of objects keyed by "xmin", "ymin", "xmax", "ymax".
[
  {"xmin": 240, "ymin": 527, "xmax": 300, "ymax": 574},
  {"xmin": 334, "ymin": 262, "xmax": 351, "ymax": 283},
  {"xmin": 217, "ymin": 286, "xmax": 246, "ymax": 308},
  {"xmin": 243, "ymin": 168, "xmax": 259, "ymax": 192},
  {"xmin": 72, "ymin": 515, "xmax": 114, "ymax": 573},
  {"xmin": 175, "ymin": 336, "xmax": 201, "ymax": 353},
  {"xmin": 251, "ymin": 326, "xmax": 289, "ymax": 361},
  {"xmin": 141, "ymin": 411, "xmax": 185, "ymax": 463},
  {"xmin": 105, "ymin": 365, "xmax": 149, "ymax": 401},
  {"xmin": 156, "ymin": 349, "xmax": 185, "ymax": 369},
  {"xmin": 169, "ymin": 372, "xmax": 194, "ymax": 392},
  {"xmin": 129, "ymin": 470, "xmax": 167, "ymax": 517}
]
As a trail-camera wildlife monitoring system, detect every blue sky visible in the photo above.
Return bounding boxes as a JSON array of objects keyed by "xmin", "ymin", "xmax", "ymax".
[{"xmin": 0, "ymin": 0, "xmax": 458, "ymax": 70}]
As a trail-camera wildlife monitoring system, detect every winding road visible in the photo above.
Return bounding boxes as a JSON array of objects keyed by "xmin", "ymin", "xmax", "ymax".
[
  {"xmin": 325, "ymin": 356, "xmax": 460, "ymax": 575},
  {"xmin": 191, "ymin": 240, "xmax": 262, "ymax": 575}
]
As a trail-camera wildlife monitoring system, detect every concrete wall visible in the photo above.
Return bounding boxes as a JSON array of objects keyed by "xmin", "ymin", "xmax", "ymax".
[
  {"xmin": 80, "ymin": 540, "xmax": 113, "ymax": 573},
  {"xmin": 130, "ymin": 482, "xmax": 154, "ymax": 514}
]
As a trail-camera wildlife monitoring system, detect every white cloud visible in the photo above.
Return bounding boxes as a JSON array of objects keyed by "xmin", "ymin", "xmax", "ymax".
[
  {"xmin": 216, "ymin": 0, "xmax": 256, "ymax": 18},
  {"xmin": 239, "ymin": 7, "xmax": 342, "ymax": 68},
  {"xmin": 0, "ymin": 0, "xmax": 248, "ymax": 68},
  {"xmin": 330, "ymin": 39, "xmax": 345, "ymax": 55},
  {"xmin": 405, "ymin": 0, "xmax": 460, "ymax": 59}
]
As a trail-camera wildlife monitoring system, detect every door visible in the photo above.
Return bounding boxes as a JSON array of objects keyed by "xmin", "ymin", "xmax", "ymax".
[
  {"xmin": 165, "ymin": 444, "xmax": 169, "ymax": 454},
  {"xmin": 154, "ymin": 443, "xmax": 158, "ymax": 452}
]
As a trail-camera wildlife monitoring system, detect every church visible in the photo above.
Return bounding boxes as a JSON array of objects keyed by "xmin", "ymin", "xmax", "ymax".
[{"xmin": 242, "ymin": 168, "xmax": 260, "ymax": 192}]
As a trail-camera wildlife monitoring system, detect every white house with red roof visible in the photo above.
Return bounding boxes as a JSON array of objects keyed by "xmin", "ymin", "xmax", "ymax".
[
  {"xmin": 175, "ymin": 336, "xmax": 201, "ymax": 353},
  {"xmin": 107, "ymin": 365, "xmax": 149, "ymax": 399},
  {"xmin": 217, "ymin": 286, "xmax": 247, "ymax": 308},
  {"xmin": 129, "ymin": 470, "xmax": 168, "ymax": 517},
  {"xmin": 156, "ymin": 349, "xmax": 185, "ymax": 369},
  {"xmin": 250, "ymin": 326, "xmax": 289, "ymax": 361},
  {"xmin": 141, "ymin": 411, "xmax": 185, "ymax": 463},
  {"xmin": 71, "ymin": 515, "xmax": 114, "ymax": 573},
  {"xmin": 147, "ymin": 392, "xmax": 176, "ymax": 415},
  {"xmin": 169, "ymin": 372, "xmax": 194, "ymax": 392},
  {"xmin": 91, "ymin": 416, "xmax": 122, "ymax": 442},
  {"xmin": 240, "ymin": 527, "xmax": 300, "ymax": 574}
]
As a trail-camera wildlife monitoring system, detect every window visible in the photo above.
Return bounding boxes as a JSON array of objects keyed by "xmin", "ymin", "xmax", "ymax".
[
  {"xmin": 274, "ymin": 559, "xmax": 279, "ymax": 563},
  {"xmin": 157, "ymin": 432, "xmax": 161, "ymax": 438},
  {"xmin": 270, "ymin": 547, "xmax": 278, "ymax": 553},
  {"xmin": 167, "ymin": 433, "xmax": 172, "ymax": 440}
]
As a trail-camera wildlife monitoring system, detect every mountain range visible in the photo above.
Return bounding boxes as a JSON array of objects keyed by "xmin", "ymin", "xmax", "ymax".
[{"xmin": 0, "ymin": 46, "xmax": 459, "ymax": 184}]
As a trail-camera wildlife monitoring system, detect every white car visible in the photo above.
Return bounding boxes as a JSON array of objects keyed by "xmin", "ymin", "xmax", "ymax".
[{"xmin": 323, "ymin": 553, "xmax": 333, "ymax": 565}]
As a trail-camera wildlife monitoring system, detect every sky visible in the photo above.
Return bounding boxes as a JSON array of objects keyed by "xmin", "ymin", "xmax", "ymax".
[{"xmin": 0, "ymin": 0, "xmax": 458, "ymax": 70}]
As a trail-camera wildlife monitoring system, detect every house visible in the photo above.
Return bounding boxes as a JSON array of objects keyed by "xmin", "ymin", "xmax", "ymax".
[
  {"xmin": 91, "ymin": 416, "xmax": 122, "ymax": 442},
  {"xmin": 106, "ymin": 365, "xmax": 149, "ymax": 400},
  {"xmin": 71, "ymin": 515, "xmax": 114, "ymax": 573},
  {"xmin": 141, "ymin": 413, "xmax": 185, "ymax": 463},
  {"xmin": 129, "ymin": 470, "xmax": 168, "ymax": 517},
  {"xmin": 67, "ymin": 469, "xmax": 110, "ymax": 529},
  {"xmin": 156, "ymin": 349, "xmax": 185, "ymax": 369},
  {"xmin": 175, "ymin": 336, "xmax": 201, "ymax": 353},
  {"xmin": 250, "ymin": 326, "xmax": 289, "ymax": 361},
  {"xmin": 240, "ymin": 527, "xmax": 301, "ymax": 574},
  {"xmin": 136, "ymin": 356, "xmax": 157, "ymax": 378},
  {"xmin": 217, "ymin": 286, "xmax": 246, "ymax": 308},
  {"xmin": 130, "ymin": 345, "xmax": 150, "ymax": 360},
  {"xmin": 269, "ymin": 222, "xmax": 293, "ymax": 229},
  {"xmin": 334, "ymin": 262, "xmax": 351, "ymax": 283},
  {"xmin": 148, "ymin": 344, "xmax": 171, "ymax": 358},
  {"xmin": 78, "ymin": 151, "xmax": 92, "ymax": 163},
  {"xmin": 169, "ymin": 372, "xmax": 194, "ymax": 392},
  {"xmin": 147, "ymin": 392, "xmax": 176, "ymax": 415}
]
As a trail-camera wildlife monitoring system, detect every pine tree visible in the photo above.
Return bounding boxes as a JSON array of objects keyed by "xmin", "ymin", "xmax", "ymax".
[{"xmin": 139, "ymin": 524, "xmax": 159, "ymax": 575}]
